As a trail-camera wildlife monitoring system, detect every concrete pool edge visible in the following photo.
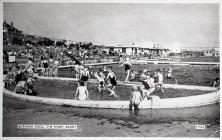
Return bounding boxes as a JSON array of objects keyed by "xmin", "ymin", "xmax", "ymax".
[
  {"xmin": 3, "ymin": 88, "xmax": 220, "ymax": 109},
  {"xmin": 35, "ymin": 60, "xmax": 219, "ymax": 71}
]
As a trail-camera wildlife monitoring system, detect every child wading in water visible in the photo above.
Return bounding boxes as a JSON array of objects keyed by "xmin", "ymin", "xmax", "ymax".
[
  {"xmin": 166, "ymin": 66, "xmax": 172, "ymax": 79},
  {"xmin": 129, "ymin": 85, "xmax": 143, "ymax": 110},
  {"xmin": 106, "ymin": 66, "xmax": 118, "ymax": 97},
  {"xmin": 140, "ymin": 74, "xmax": 156, "ymax": 100},
  {"xmin": 130, "ymin": 70, "xmax": 137, "ymax": 80},
  {"xmin": 155, "ymin": 69, "xmax": 164, "ymax": 93},
  {"xmin": 80, "ymin": 66, "xmax": 90, "ymax": 86},
  {"xmin": 94, "ymin": 68, "xmax": 106, "ymax": 93},
  {"xmin": 75, "ymin": 80, "xmax": 89, "ymax": 101},
  {"xmin": 119, "ymin": 57, "xmax": 132, "ymax": 82}
]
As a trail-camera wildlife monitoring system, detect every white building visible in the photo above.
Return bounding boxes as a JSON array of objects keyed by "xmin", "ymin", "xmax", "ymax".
[
  {"xmin": 99, "ymin": 45, "xmax": 133, "ymax": 55},
  {"xmin": 213, "ymin": 48, "xmax": 219, "ymax": 56},
  {"xmin": 164, "ymin": 42, "xmax": 181, "ymax": 53},
  {"xmin": 97, "ymin": 41, "xmax": 170, "ymax": 57},
  {"xmin": 203, "ymin": 48, "xmax": 220, "ymax": 57}
]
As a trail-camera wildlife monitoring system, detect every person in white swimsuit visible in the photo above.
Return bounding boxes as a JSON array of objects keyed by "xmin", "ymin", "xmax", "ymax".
[{"xmin": 74, "ymin": 80, "xmax": 89, "ymax": 101}]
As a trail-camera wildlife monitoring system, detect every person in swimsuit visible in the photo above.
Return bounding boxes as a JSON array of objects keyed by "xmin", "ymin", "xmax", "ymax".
[
  {"xmin": 139, "ymin": 73, "xmax": 156, "ymax": 100},
  {"xmin": 80, "ymin": 66, "xmax": 90, "ymax": 86},
  {"xmin": 39, "ymin": 56, "xmax": 44, "ymax": 76},
  {"xmin": 73, "ymin": 64, "xmax": 80, "ymax": 79},
  {"xmin": 53, "ymin": 58, "xmax": 60, "ymax": 77},
  {"xmin": 130, "ymin": 70, "xmax": 136, "ymax": 80},
  {"xmin": 106, "ymin": 66, "xmax": 118, "ymax": 97},
  {"xmin": 213, "ymin": 77, "xmax": 220, "ymax": 89},
  {"xmin": 15, "ymin": 66, "xmax": 23, "ymax": 84},
  {"xmin": 129, "ymin": 85, "xmax": 143, "ymax": 110},
  {"xmin": 48, "ymin": 55, "xmax": 54, "ymax": 77},
  {"xmin": 166, "ymin": 66, "xmax": 172, "ymax": 79},
  {"xmin": 94, "ymin": 68, "xmax": 106, "ymax": 93},
  {"xmin": 25, "ymin": 66, "xmax": 37, "ymax": 96},
  {"xmin": 140, "ymin": 69, "xmax": 147, "ymax": 82},
  {"xmin": 74, "ymin": 80, "xmax": 89, "ymax": 101},
  {"xmin": 119, "ymin": 57, "xmax": 132, "ymax": 82},
  {"xmin": 43, "ymin": 57, "xmax": 48, "ymax": 77},
  {"xmin": 155, "ymin": 69, "xmax": 164, "ymax": 93}
]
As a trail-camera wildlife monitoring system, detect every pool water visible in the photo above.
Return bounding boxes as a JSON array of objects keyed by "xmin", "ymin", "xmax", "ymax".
[
  {"xmin": 32, "ymin": 79, "xmax": 211, "ymax": 100},
  {"xmin": 57, "ymin": 64, "xmax": 219, "ymax": 86}
]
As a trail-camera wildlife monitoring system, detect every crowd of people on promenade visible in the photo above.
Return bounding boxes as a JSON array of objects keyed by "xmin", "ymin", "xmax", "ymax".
[{"xmin": 38, "ymin": 55, "xmax": 60, "ymax": 77}]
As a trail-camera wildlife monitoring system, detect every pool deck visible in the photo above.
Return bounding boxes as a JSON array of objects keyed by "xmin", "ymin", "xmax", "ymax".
[
  {"xmin": 36, "ymin": 60, "xmax": 219, "ymax": 70},
  {"xmin": 130, "ymin": 60, "xmax": 220, "ymax": 65}
]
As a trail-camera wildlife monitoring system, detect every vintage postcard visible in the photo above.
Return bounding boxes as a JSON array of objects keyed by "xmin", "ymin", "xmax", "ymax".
[{"xmin": 1, "ymin": 0, "xmax": 220, "ymax": 138}]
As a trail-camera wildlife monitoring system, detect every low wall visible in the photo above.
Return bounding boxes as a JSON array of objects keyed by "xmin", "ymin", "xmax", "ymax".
[
  {"xmin": 3, "ymin": 88, "xmax": 219, "ymax": 109},
  {"xmin": 36, "ymin": 62, "xmax": 119, "ymax": 70},
  {"xmin": 131, "ymin": 60, "xmax": 220, "ymax": 65}
]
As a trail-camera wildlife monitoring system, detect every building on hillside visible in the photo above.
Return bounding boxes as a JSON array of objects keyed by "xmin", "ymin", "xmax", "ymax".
[{"xmin": 3, "ymin": 20, "xmax": 23, "ymax": 34}]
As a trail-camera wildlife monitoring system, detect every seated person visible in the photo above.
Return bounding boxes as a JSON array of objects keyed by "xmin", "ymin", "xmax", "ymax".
[
  {"xmin": 25, "ymin": 76, "xmax": 37, "ymax": 96},
  {"xmin": 5, "ymin": 67, "xmax": 15, "ymax": 87},
  {"xmin": 15, "ymin": 71, "xmax": 28, "ymax": 94}
]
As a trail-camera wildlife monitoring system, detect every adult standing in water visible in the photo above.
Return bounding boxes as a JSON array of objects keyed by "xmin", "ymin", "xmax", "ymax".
[{"xmin": 119, "ymin": 57, "xmax": 132, "ymax": 82}]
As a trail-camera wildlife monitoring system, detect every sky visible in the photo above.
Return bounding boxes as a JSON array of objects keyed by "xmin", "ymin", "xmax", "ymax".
[{"xmin": 3, "ymin": 3, "xmax": 219, "ymax": 49}]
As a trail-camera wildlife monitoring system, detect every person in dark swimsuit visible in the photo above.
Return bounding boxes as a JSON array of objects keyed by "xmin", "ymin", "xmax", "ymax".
[
  {"xmin": 94, "ymin": 68, "xmax": 106, "ymax": 93},
  {"xmin": 80, "ymin": 66, "xmax": 90, "ymax": 86},
  {"xmin": 43, "ymin": 58, "xmax": 48, "ymax": 77},
  {"xmin": 106, "ymin": 66, "xmax": 118, "ymax": 97},
  {"xmin": 119, "ymin": 57, "xmax": 132, "ymax": 82}
]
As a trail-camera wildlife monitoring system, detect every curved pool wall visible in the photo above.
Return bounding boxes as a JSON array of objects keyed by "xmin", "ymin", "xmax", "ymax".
[
  {"xmin": 6, "ymin": 61, "xmax": 219, "ymax": 109},
  {"xmin": 3, "ymin": 77, "xmax": 220, "ymax": 109},
  {"xmin": 3, "ymin": 88, "xmax": 219, "ymax": 109}
]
